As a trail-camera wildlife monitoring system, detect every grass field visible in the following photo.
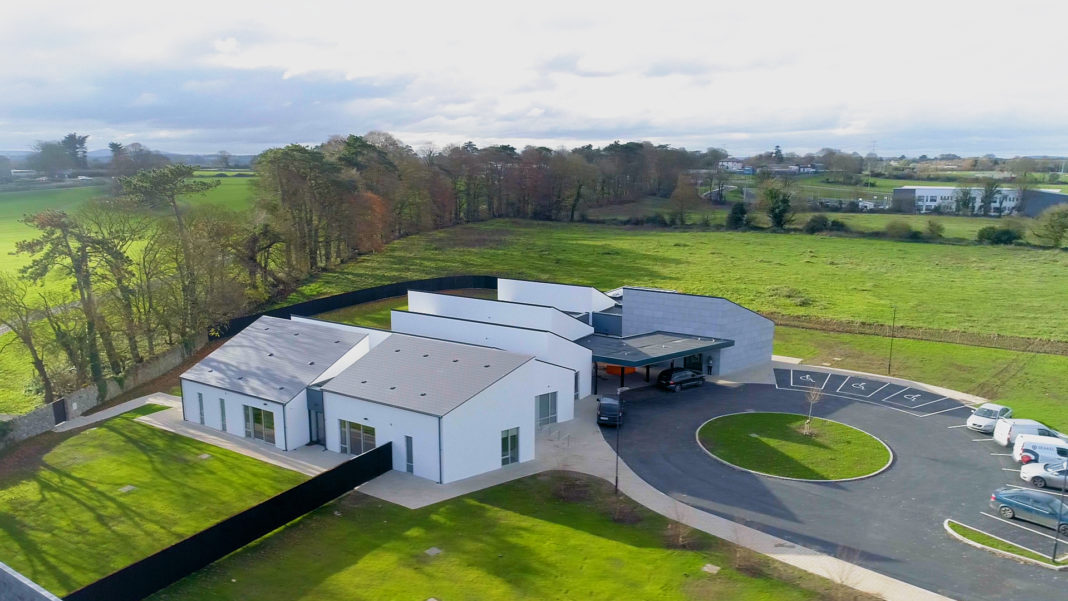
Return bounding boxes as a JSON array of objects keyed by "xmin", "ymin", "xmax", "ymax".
[
  {"xmin": 0, "ymin": 177, "xmax": 256, "ymax": 266},
  {"xmin": 697, "ymin": 413, "xmax": 890, "ymax": 480},
  {"xmin": 585, "ymin": 194, "xmax": 1053, "ymax": 244},
  {"xmin": 0, "ymin": 404, "xmax": 306, "ymax": 595},
  {"xmin": 946, "ymin": 520, "xmax": 1062, "ymax": 565},
  {"xmin": 287, "ymin": 220, "xmax": 1068, "ymax": 342},
  {"xmin": 151, "ymin": 472, "xmax": 874, "ymax": 601}
]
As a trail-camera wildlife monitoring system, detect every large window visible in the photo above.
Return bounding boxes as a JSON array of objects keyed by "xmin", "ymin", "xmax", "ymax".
[
  {"xmin": 574, "ymin": 372, "xmax": 580, "ymax": 400},
  {"xmin": 339, "ymin": 420, "xmax": 376, "ymax": 455},
  {"xmin": 243, "ymin": 406, "xmax": 276, "ymax": 444},
  {"xmin": 501, "ymin": 427, "xmax": 519, "ymax": 465},
  {"xmin": 219, "ymin": 398, "xmax": 226, "ymax": 431},
  {"xmin": 197, "ymin": 393, "xmax": 204, "ymax": 424},
  {"xmin": 536, "ymin": 392, "xmax": 558, "ymax": 427}
]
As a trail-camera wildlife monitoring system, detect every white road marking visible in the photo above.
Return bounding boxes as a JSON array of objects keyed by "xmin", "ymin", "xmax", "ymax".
[
  {"xmin": 772, "ymin": 383, "xmax": 927, "ymax": 418},
  {"xmin": 980, "ymin": 512, "xmax": 1061, "ymax": 542},
  {"xmin": 1004, "ymin": 483, "xmax": 1068, "ymax": 497},
  {"xmin": 958, "ymin": 517, "xmax": 1055, "ymax": 558},
  {"xmin": 835, "ymin": 377, "xmax": 889, "ymax": 398},
  {"xmin": 989, "ymin": 453, "xmax": 1012, "ymax": 456},
  {"xmin": 973, "ymin": 438, "xmax": 997, "ymax": 442},
  {"xmin": 919, "ymin": 404, "xmax": 970, "ymax": 417},
  {"xmin": 946, "ymin": 424, "xmax": 968, "ymax": 429},
  {"xmin": 1002, "ymin": 468, "xmax": 1021, "ymax": 471}
]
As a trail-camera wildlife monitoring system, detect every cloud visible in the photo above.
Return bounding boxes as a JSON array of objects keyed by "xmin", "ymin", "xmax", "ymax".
[{"xmin": 0, "ymin": 0, "xmax": 1066, "ymax": 156}]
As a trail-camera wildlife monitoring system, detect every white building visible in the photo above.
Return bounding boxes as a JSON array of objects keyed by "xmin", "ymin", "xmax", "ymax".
[
  {"xmin": 180, "ymin": 279, "xmax": 771, "ymax": 484},
  {"xmin": 893, "ymin": 185, "xmax": 1020, "ymax": 215}
]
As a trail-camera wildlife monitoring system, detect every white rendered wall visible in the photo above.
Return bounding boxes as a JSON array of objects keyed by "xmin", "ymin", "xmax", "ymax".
[
  {"xmin": 284, "ymin": 389, "xmax": 310, "ymax": 449},
  {"xmin": 322, "ymin": 391, "xmax": 442, "ymax": 482},
  {"xmin": 180, "ymin": 379, "xmax": 289, "ymax": 450},
  {"xmin": 289, "ymin": 316, "xmax": 393, "ymax": 348},
  {"xmin": 621, "ymin": 288, "xmax": 773, "ymax": 375},
  {"xmin": 407, "ymin": 290, "xmax": 593, "ymax": 341},
  {"xmin": 497, "ymin": 279, "xmax": 615, "ymax": 314},
  {"xmin": 390, "ymin": 310, "xmax": 591, "ymax": 399},
  {"xmin": 440, "ymin": 359, "xmax": 572, "ymax": 483}
]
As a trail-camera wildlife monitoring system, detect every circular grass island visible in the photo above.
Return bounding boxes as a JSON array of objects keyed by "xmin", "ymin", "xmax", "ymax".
[{"xmin": 697, "ymin": 412, "xmax": 892, "ymax": 481}]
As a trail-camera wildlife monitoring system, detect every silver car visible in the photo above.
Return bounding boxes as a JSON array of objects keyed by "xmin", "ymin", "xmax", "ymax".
[
  {"xmin": 1020, "ymin": 461, "xmax": 1068, "ymax": 490},
  {"xmin": 966, "ymin": 403, "xmax": 1012, "ymax": 433}
]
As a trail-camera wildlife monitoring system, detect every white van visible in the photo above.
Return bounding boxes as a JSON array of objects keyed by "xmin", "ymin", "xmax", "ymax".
[
  {"xmin": 993, "ymin": 418, "xmax": 1062, "ymax": 447},
  {"xmin": 1012, "ymin": 434, "xmax": 1068, "ymax": 464}
]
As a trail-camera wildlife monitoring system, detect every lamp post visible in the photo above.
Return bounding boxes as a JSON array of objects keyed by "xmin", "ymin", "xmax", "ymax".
[
  {"xmin": 887, "ymin": 305, "xmax": 897, "ymax": 376},
  {"xmin": 614, "ymin": 386, "xmax": 629, "ymax": 495},
  {"xmin": 1052, "ymin": 464, "xmax": 1067, "ymax": 562}
]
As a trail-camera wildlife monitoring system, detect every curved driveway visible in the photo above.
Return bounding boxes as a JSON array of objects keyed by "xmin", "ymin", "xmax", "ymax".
[{"xmin": 608, "ymin": 377, "xmax": 1066, "ymax": 601}]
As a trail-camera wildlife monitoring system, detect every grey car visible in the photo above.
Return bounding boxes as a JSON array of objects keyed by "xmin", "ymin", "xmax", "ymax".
[
  {"xmin": 989, "ymin": 486, "xmax": 1068, "ymax": 536},
  {"xmin": 1020, "ymin": 461, "xmax": 1068, "ymax": 490}
]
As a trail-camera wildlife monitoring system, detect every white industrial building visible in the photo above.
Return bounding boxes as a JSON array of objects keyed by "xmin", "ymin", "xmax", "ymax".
[
  {"xmin": 179, "ymin": 278, "xmax": 772, "ymax": 484},
  {"xmin": 893, "ymin": 185, "xmax": 1020, "ymax": 214}
]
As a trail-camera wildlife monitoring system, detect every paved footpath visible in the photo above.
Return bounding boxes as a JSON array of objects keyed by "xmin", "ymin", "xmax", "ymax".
[
  {"xmin": 53, "ymin": 392, "xmax": 181, "ymax": 432},
  {"xmin": 362, "ymin": 360, "xmax": 964, "ymax": 601}
]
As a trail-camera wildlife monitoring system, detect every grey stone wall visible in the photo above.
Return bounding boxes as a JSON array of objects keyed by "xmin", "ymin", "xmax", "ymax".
[
  {"xmin": 621, "ymin": 288, "xmax": 773, "ymax": 375},
  {"xmin": 0, "ymin": 334, "xmax": 206, "ymax": 451},
  {"xmin": 0, "ymin": 561, "xmax": 62, "ymax": 601}
]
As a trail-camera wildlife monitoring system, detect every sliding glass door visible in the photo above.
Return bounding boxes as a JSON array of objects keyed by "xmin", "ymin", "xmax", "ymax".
[{"xmin": 243, "ymin": 406, "xmax": 276, "ymax": 444}]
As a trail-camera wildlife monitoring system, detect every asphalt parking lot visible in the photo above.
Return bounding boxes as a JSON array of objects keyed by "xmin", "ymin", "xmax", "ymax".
[{"xmin": 606, "ymin": 369, "xmax": 1066, "ymax": 601}]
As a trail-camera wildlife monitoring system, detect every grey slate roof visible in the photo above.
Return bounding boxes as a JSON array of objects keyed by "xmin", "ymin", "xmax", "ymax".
[
  {"xmin": 181, "ymin": 316, "xmax": 366, "ymax": 403},
  {"xmin": 576, "ymin": 331, "xmax": 734, "ymax": 367},
  {"xmin": 321, "ymin": 334, "xmax": 533, "ymax": 416}
]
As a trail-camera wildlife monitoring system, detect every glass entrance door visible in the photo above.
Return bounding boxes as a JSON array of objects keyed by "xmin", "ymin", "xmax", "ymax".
[
  {"xmin": 308, "ymin": 410, "xmax": 326, "ymax": 445},
  {"xmin": 536, "ymin": 392, "xmax": 558, "ymax": 427}
]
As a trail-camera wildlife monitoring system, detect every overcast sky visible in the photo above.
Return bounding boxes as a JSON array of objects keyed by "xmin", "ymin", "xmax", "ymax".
[{"xmin": 2, "ymin": 1, "xmax": 1066, "ymax": 157}]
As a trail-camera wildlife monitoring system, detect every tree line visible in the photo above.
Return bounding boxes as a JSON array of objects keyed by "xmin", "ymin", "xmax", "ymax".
[{"xmin": 0, "ymin": 132, "xmax": 731, "ymax": 406}]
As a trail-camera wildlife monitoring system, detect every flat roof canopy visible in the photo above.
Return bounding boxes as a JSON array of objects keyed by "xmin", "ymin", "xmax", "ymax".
[{"xmin": 576, "ymin": 332, "xmax": 734, "ymax": 367}]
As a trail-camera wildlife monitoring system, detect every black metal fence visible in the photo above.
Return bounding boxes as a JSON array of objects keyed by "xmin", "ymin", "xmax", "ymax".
[
  {"xmin": 214, "ymin": 274, "xmax": 499, "ymax": 339},
  {"xmin": 64, "ymin": 443, "xmax": 393, "ymax": 601}
]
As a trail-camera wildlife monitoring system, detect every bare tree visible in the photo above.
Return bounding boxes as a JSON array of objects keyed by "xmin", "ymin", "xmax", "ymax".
[
  {"xmin": 804, "ymin": 388, "xmax": 823, "ymax": 435},
  {"xmin": 0, "ymin": 273, "xmax": 56, "ymax": 403}
]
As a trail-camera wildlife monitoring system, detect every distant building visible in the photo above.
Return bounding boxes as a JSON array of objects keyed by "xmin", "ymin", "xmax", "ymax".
[
  {"xmin": 891, "ymin": 185, "xmax": 1068, "ymax": 217},
  {"xmin": 720, "ymin": 158, "xmax": 744, "ymax": 172}
]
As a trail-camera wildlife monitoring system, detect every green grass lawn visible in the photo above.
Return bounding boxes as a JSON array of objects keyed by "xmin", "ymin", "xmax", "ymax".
[
  {"xmin": 286, "ymin": 220, "xmax": 1068, "ymax": 342},
  {"xmin": 151, "ymin": 472, "xmax": 876, "ymax": 601},
  {"xmin": 774, "ymin": 326, "xmax": 1068, "ymax": 432},
  {"xmin": 0, "ymin": 177, "xmax": 255, "ymax": 267},
  {"xmin": 0, "ymin": 404, "xmax": 307, "ymax": 595},
  {"xmin": 946, "ymin": 520, "xmax": 1063, "ymax": 565},
  {"xmin": 315, "ymin": 288, "xmax": 496, "ymax": 329},
  {"xmin": 697, "ymin": 413, "xmax": 890, "ymax": 480}
]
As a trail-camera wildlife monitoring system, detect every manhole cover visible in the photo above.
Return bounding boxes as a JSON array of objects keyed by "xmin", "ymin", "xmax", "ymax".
[
  {"xmin": 198, "ymin": 453, "xmax": 211, "ymax": 459},
  {"xmin": 702, "ymin": 563, "xmax": 720, "ymax": 575},
  {"xmin": 425, "ymin": 547, "xmax": 442, "ymax": 556},
  {"xmin": 118, "ymin": 485, "xmax": 136, "ymax": 493}
]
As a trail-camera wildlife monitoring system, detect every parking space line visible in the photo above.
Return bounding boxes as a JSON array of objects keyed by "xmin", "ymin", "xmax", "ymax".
[
  {"xmin": 973, "ymin": 438, "xmax": 997, "ymax": 442},
  {"xmin": 990, "ymin": 453, "xmax": 1012, "ymax": 456},
  {"xmin": 772, "ymin": 382, "xmax": 932, "ymax": 418},
  {"xmin": 1004, "ymin": 483, "xmax": 1068, "ymax": 498},
  {"xmin": 918, "ymin": 404, "xmax": 970, "ymax": 417},
  {"xmin": 980, "ymin": 512, "xmax": 1061, "ymax": 542},
  {"xmin": 790, "ymin": 369, "xmax": 829, "ymax": 390},
  {"xmin": 1002, "ymin": 468, "xmax": 1021, "ymax": 472},
  {"xmin": 835, "ymin": 377, "xmax": 889, "ymax": 398},
  {"xmin": 947, "ymin": 424, "xmax": 968, "ymax": 429},
  {"xmin": 959, "ymin": 518, "xmax": 1055, "ymax": 558}
]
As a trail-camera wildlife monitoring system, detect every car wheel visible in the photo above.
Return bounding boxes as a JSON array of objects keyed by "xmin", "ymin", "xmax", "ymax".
[
  {"xmin": 1060, "ymin": 523, "xmax": 1068, "ymax": 537},
  {"xmin": 998, "ymin": 506, "xmax": 1015, "ymax": 520},
  {"xmin": 672, "ymin": 384, "xmax": 681, "ymax": 392},
  {"xmin": 1032, "ymin": 476, "xmax": 1047, "ymax": 488}
]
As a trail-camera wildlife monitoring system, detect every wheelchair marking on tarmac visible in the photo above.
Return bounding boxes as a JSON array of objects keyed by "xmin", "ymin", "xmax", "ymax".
[
  {"xmin": 834, "ymin": 376, "xmax": 890, "ymax": 398},
  {"xmin": 772, "ymin": 369, "xmax": 969, "ymax": 419}
]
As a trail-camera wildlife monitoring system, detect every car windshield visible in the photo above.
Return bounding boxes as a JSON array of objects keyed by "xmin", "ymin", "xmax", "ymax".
[
  {"xmin": 974, "ymin": 408, "xmax": 998, "ymax": 418},
  {"xmin": 1047, "ymin": 461, "xmax": 1068, "ymax": 472}
]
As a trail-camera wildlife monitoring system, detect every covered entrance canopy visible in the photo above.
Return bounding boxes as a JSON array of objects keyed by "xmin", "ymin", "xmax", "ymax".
[{"xmin": 576, "ymin": 332, "xmax": 734, "ymax": 391}]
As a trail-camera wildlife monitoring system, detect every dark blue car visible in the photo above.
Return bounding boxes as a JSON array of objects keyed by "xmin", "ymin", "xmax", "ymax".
[{"xmin": 989, "ymin": 486, "xmax": 1068, "ymax": 535}]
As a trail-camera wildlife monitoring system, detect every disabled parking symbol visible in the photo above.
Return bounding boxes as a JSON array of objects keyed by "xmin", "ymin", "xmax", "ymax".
[
  {"xmin": 903, "ymin": 394, "xmax": 921, "ymax": 401},
  {"xmin": 851, "ymin": 382, "xmax": 866, "ymax": 391},
  {"xmin": 800, "ymin": 374, "xmax": 816, "ymax": 383}
]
